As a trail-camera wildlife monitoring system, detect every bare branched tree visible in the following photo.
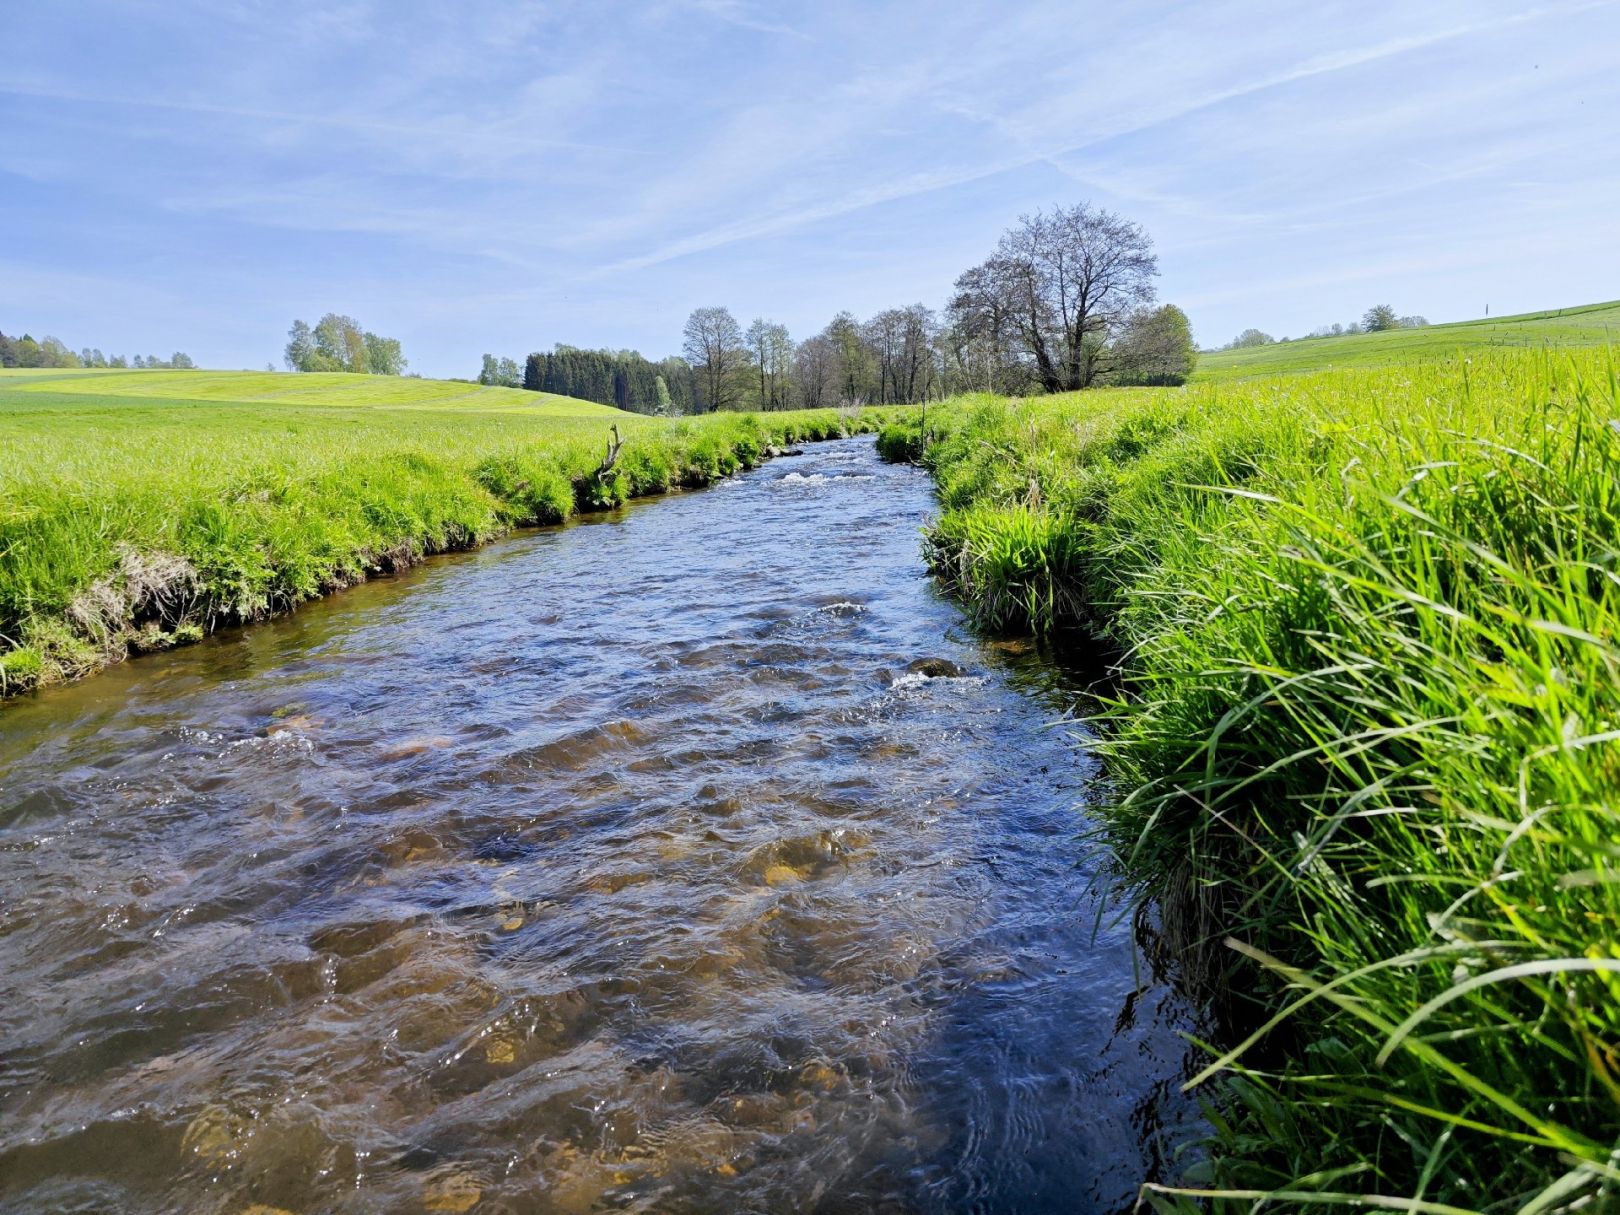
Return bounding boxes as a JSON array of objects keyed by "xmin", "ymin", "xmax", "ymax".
[
  {"xmin": 896, "ymin": 304, "xmax": 937, "ymax": 403},
  {"xmin": 745, "ymin": 318, "xmax": 795, "ymax": 410},
  {"xmin": 793, "ymin": 335, "xmax": 836, "ymax": 409},
  {"xmin": 822, "ymin": 311, "xmax": 871, "ymax": 405},
  {"xmin": 682, "ymin": 306, "xmax": 746, "ymax": 411},
  {"xmin": 954, "ymin": 203, "xmax": 1158, "ymax": 392},
  {"xmin": 863, "ymin": 308, "xmax": 905, "ymax": 405}
]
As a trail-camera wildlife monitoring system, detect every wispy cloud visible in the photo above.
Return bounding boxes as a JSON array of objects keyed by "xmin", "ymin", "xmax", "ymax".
[
  {"xmin": 598, "ymin": 158, "xmax": 1032, "ymax": 274},
  {"xmin": 684, "ymin": 0, "xmax": 813, "ymax": 40},
  {"xmin": 0, "ymin": 81, "xmax": 645, "ymax": 157},
  {"xmin": 604, "ymin": 0, "xmax": 1614, "ymax": 273}
]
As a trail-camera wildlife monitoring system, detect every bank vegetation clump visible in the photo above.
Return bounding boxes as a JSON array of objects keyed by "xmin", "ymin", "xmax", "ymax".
[{"xmin": 879, "ymin": 348, "xmax": 1620, "ymax": 1213}]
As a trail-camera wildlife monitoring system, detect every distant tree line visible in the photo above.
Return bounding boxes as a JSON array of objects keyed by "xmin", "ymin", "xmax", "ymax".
[
  {"xmin": 1220, "ymin": 304, "xmax": 1430, "ymax": 351},
  {"xmin": 476, "ymin": 347, "xmax": 699, "ymax": 415},
  {"xmin": 477, "ymin": 202, "xmax": 1196, "ymax": 414},
  {"xmin": 0, "ymin": 329, "xmax": 193, "ymax": 369},
  {"xmin": 284, "ymin": 314, "xmax": 406, "ymax": 374}
]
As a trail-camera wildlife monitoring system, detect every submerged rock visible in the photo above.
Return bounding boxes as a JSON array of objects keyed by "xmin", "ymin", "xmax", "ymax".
[
  {"xmin": 380, "ymin": 735, "xmax": 453, "ymax": 761},
  {"xmin": 182, "ymin": 1105, "xmax": 247, "ymax": 1163},
  {"xmin": 987, "ymin": 636, "xmax": 1036, "ymax": 657},
  {"xmin": 905, "ymin": 657, "xmax": 966, "ymax": 679},
  {"xmin": 422, "ymin": 1169, "xmax": 482, "ymax": 1212}
]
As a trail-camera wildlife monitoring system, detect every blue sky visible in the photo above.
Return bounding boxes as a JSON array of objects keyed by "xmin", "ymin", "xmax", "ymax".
[{"xmin": 3, "ymin": 0, "xmax": 1617, "ymax": 377}]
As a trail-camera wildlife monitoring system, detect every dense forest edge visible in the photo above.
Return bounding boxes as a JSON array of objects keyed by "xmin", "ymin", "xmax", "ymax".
[{"xmin": 876, "ymin": 346, "xmax": 1620, "ymax": 1211}]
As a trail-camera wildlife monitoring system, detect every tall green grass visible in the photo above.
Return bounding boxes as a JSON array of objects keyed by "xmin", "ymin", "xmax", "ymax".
[
  {"xmin": 881, "ymin": 351, "xmax": 1620, "ymax": 1211},
  {"xmin": 0, "ymin": 370, "xmax": 877, "ymax": 695}
]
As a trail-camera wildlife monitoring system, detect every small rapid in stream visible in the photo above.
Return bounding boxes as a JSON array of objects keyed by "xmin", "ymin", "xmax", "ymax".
[{"xmin": 0, "ymin": 439, "xmax": 1198, "ymax": 1214}]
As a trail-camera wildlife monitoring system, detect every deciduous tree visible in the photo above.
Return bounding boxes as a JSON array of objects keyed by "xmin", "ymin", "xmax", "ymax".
[
  {"xmin": 363, "ymin": 333, "xmax": 405, "ymax": 375},
  {"xmin": 895, "ymin": 304, "xmax": 937, "ymax": 402},
  {"xmin": 313, "ymin": 314, "xmax": 368, "ymax": 372},
  {"xmin": 1363, "ymin": 303, "xmax": 1398, "ymax": 332},
  {"xmin": 745, "ymin": 318, "xmax": 794, "ymax": 410},
  {"xmin": 823, "ymin": 311, "xmax": 871, "ymax": 404},
  {"xmin": 37, "ymin": 337, "xmax": 79, "ymax": 368},
  {"xmin": 793, "ymin": 335, "xmax": 835, "ymax": 409},
  {"xmin": 941, "ymin": 276, "xmax": 1027, "ymax": 395},
  {"xmin": 1111, "ymin": 304, "xmax": 1196, "ymax": 385},
  {"xmin": 682, "ymin": 306, "xmax": 746, "ymax": 412},
  {"xmin": 285, "ymin": 320, "xmax": 315, "ymax": 371},
  {"xmin": 953, "ymin": 202, "xmax": 1158, "ymax": 391},
  {"xmin": 284, "ymin": 314, "xmax": 402, "ymax": 373}
]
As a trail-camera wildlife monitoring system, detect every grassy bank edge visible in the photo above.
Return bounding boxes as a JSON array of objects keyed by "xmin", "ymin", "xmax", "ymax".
[
  {"xmin": 875, "ymin": 354, "xmax": 1620, "ymax": 1212},
  {"xmin": 1, "ymin": 409, "xmax": 879, "ymax": 701}
]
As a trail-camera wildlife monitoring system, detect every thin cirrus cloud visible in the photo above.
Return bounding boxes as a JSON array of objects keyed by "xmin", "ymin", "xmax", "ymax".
[
  {"xmin": 0, "ymin": 0, "xmax": 1615, "ymax": 375},
  {"xmin": 0, "ymin": 81, "xmax": 646, "ymax": 160},
  {"xmin": 599, "ymin": 0, "xmax": 1615, "ymax": 280}
]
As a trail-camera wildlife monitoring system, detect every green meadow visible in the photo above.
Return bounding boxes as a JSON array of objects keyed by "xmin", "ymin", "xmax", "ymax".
[
  {"xmin": 1195, "ymin": 298, "xmax": 1620, "ymax": 380},
  {"xmin": 0, "ymin": 369, "xmax": 874, "ymax": 694},
  {"xmin": 879, "ymin": 345, "xmax": 1620, "ymax": 1211}
]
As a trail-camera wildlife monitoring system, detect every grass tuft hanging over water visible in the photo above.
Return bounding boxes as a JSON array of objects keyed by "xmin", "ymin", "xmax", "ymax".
[{"xmin": 880, "ymin": 349, "xmax": 1620, "ymax": 1212}]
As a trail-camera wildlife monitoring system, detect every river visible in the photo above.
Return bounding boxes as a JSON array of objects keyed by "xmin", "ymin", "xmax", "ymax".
[{"xmin": 0, "ymin": 438, "xmax": 1197, "ymax": 1213}]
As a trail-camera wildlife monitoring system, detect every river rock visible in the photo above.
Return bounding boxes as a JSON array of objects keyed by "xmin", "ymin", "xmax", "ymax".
[
  {"xmin": 763, "ymin": 864, "xmax": 804, "ymax": 887},
  {"xmin": 422, "ymin": 1169, "xmax": 482, "ymax": 1212},
  {"xmin": 906, "ymin": 657, "xmax": 964, "ymax": 679},
  {"xmin": 182, "ymin": 1104, "xmax": 246, "ymax": 1163},
  {"xmin": 380, "ymin": 735, "xmax": 453, "ymax": 760}
]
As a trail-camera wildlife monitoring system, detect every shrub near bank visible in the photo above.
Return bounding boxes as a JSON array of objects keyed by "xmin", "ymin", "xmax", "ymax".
[
  {"xmin": 0, "ymin": 375, "xmax": 870, "ymax": 696},
  {"xmin": 881, "ymin": 350, "xmax": 1620, "ymax": 1212}
]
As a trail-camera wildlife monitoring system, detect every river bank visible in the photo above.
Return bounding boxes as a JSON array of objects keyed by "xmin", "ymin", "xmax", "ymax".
[
  {"xmin": 0, "ymin": 438, "xmax": 1197, "ymax": 1213},
  {"xmin": 878, "ymin": 349, "xmax": 1620, "ymax": 1212},
  {"xmin": 0, "ymin": 374, "xmax": 880, "ymax": 698}
]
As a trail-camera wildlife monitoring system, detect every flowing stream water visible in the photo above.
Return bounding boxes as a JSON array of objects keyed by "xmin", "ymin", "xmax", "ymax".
[{"xmin": 0, "ymin": 439, "xmax": 1197, "ymax": 1214}]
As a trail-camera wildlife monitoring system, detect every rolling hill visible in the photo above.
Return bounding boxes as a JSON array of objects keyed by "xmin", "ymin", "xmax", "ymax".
[{"xmin": 1194, "ymin": 298, "xmax": 1620, "ymax": 380}]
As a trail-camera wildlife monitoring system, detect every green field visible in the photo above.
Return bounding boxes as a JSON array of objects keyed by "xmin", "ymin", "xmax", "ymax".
[
  {"xmin": 0, "ymin": 369, "xmax": 876, "ymax": 694},
  {"xmin": 0, "ymin": 366, "xmax": 625, "ymax": 412},
  {"xmin": 1195, "ymin": 298, "xmax": 1620, "ymax": 380},
  {"xmin": 878, "ymin": 346, "xmax": 1620, "ymax": 1211}
]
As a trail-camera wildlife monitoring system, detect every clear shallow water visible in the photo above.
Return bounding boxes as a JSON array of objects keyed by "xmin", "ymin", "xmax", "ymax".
[{"xmin": 0, "ymin": 439, "xmax": 1197, "ymax": 1214}]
